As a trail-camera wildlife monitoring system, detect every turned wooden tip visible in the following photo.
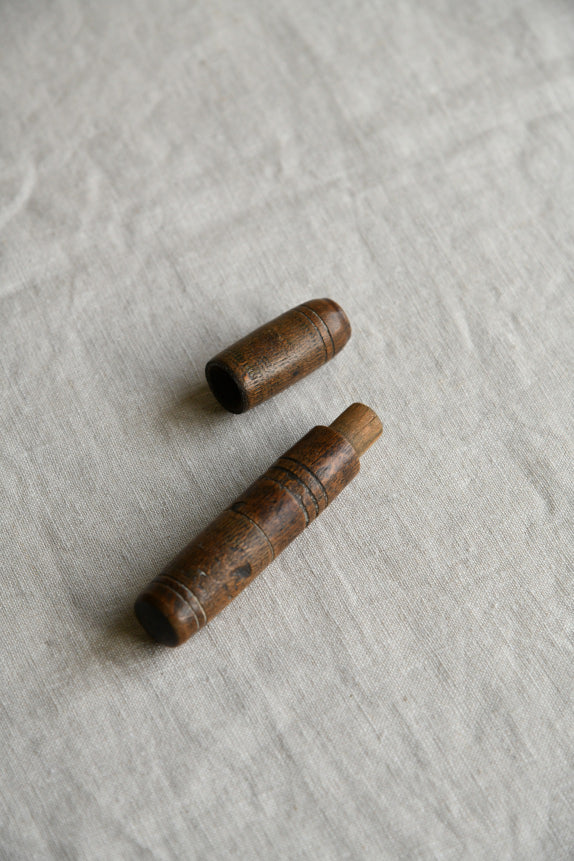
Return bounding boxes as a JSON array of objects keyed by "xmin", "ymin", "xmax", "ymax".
[{"xmin": 329, "ymin": 403, "xmax": 382, "ymax": 457}]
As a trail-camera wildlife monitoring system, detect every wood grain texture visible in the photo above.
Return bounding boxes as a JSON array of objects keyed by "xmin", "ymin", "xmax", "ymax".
[
  {"xmin": 330, "ymin": 403, "xmax": 383, "ymax": 457},
  {"xmin": 205, "ymin": 298, "xmax": 351, "ymax": 412},
  {"xmin": 134, "ymin": 404, "xmax": 381, "ymax": 646}
]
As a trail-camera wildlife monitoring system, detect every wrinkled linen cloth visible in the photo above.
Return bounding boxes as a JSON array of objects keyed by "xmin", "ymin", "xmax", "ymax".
[{"xmin": 1, "ymin": 1, "xmax": 573, "ymax": 858}]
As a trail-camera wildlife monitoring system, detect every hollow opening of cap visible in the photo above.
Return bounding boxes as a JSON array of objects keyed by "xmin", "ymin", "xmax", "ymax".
[
  {"xmin": 134, "ymin": 596, "xmax": 180, "ymax": 647},
  {"xmin": 205, "ymin": 363, "xmax": 245, "ymax": 413}
]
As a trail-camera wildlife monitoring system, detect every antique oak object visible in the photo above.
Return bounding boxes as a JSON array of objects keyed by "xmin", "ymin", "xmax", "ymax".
[
  {"xmin": 205, "ymin": 298, "xmax": 351, "ymax": 412},
  {"xmin": 134, "ymin": 403, "xmax": 382, "ymax": 646}
]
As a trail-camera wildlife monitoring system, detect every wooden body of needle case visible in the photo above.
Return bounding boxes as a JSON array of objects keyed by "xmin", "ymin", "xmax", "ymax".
[{"xmin": 135, "ymin": 404, "xmax": 382, "ymax": 646}]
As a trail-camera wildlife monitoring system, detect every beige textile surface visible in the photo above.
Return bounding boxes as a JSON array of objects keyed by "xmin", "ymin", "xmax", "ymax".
[{"xmin": 1, "ymin": 0, "xmax": 573, "ymax": 858}]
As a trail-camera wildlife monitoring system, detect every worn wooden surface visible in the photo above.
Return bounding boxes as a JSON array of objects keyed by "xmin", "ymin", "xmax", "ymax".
[
  {"xmin": 135, "ymin": 404, "xmax": 381, "ymax": 645},
  {"xmin": 205, "ymin": 298, "xmax": 351, "ymax": 412},
  {"xmin": 330, "ymin": 402, "xmax": 383, "ymax": 458}
]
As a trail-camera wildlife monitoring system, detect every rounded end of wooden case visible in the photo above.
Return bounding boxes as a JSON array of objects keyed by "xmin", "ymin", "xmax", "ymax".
[
  {"xmin": 330, "ymin": 403, "xmax": 382, "ymax": 457},
  {"xmin": 134, "ymin": 592, "xmax": 187, "ymax": 647},
  {"xmin": 300, "ymin": 298, "xmax": 352, "ymax": 355}
]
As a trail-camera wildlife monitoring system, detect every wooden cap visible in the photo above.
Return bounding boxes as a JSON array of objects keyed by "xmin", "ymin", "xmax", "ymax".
[{"xmin": 205, "ymin": 298, "xmax": 352, "ymax": 413}]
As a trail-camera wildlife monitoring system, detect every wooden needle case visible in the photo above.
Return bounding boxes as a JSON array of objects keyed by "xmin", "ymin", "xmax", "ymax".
[{"xmin": 135, "ymin": 403, "xmax": 382, "ymax": 646}]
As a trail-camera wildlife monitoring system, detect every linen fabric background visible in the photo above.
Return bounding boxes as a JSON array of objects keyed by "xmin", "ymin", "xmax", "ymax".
[{"xmin": 1, "ymin": 0, "xmax": 573, "ymax": 858}]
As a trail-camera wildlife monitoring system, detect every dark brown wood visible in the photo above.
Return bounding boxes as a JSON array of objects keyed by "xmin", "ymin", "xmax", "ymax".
[
  {"xmin": 205, "ymin": 298, "xmax": 351, "ymax": 413},
  {"xmin": 134, "ymin": 403, "xmax": 382, "ymax": 646}
]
